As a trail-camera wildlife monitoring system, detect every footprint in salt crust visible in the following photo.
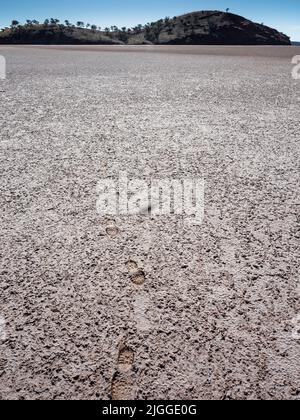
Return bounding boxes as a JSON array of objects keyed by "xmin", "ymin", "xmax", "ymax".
[{"xmin": 125, "ymin": 261, "xmax": 146, "ymax": 285}]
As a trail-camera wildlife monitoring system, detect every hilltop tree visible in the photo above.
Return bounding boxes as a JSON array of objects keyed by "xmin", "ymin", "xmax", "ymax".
[
  {"xmin": 76, "ymin": 21, "xmax": 84, "ymax": 28},
  {"xmin": 86, "ymin": 23, "xmax": 90, "ymax": 29},
  {"xmin": 50, "ymin": 18, "xmax": 60, "ymax": 25},
  {"xmin": 136, "ymin": 24, "xmax": 143, "ymax": 33},
  {"xmin": 44, "ymin": 19, "xmax": 49, "ymax": 26},
  {"xmin": 11, "ymin": 20, "xmax": 19, "ymax": 29},
  {"xmin": 119, "ymin": 28, "xmax": 129, "ymax": 43},
  {"xmin": 153, "ymin": 20, "xmax": 164, "ymax": 42},
  {"xmin": 144, "ymin": 19, "xmax": 164, "ymax": 43},
  {"xmin": 91, "ymin": 25, "xmax": 97, "ymax": 32}
]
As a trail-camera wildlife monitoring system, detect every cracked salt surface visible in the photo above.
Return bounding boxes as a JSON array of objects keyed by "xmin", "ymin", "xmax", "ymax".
[{"xmin": 0, "ymin": 45, "xmax": 299, "ymax": 400}]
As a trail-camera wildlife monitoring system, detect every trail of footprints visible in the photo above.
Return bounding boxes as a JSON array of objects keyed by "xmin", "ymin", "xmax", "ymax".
[
  {"xmin": 110, "ymin": 257, "xmax": 146, "ymax": 399},
  {"xmin": 106, "ymin": 222, "xmax": 147, "ymax": 399}
]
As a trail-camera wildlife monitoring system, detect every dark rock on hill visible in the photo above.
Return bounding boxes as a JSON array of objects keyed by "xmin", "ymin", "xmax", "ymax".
[{"xmin": 0, "ymin": 11, "xmax": 291, "ymax": 45}]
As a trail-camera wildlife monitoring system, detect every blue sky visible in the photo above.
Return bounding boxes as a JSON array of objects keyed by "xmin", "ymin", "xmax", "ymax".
[{"xmin": 1, "ymin": 0, "xmax": 300, "ymax": 40}]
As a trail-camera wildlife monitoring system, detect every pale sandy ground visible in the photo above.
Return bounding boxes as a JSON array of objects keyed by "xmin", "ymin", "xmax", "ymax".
[{"xmin": 0, "ymin": 45, "xmax": 299, "ymax": 400}]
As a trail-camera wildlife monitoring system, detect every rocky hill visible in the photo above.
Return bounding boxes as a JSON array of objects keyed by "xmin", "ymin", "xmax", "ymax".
[
  {"xmin": 0, "ymin": 11, "xmax": 291, "ymax": 45},
  {"xmin": 137, "ymin": 11, "xmax": 291, "ymax": 45}
]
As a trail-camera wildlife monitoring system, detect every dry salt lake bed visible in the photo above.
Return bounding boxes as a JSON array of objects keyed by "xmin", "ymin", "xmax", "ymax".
[{"xmin": 0, "ymin": 45, "xmax": 299, "ymax": 400}]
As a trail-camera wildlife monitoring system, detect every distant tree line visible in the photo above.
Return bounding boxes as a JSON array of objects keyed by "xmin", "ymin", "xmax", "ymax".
[{"xmin": 7, "ymin": 19, "xmax": 101, "ymax": 32}]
